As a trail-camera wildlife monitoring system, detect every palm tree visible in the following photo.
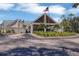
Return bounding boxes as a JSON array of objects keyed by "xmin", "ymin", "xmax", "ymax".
[
  {"xmin": 61, "ymin": 15, "xmax": 65, "ymax": 19},
  {"xmin": 71, "ymin": 17, "xmax": 79, "ymax": 33},
  {"xmin": 60, "ymin": 15, "xmax": 67, "ymax": 32},
  {"xmin": 73, "ymin": 3, "xmax": 79, "ymax": 8},
  {"xmin": 68, "ymin": 13, "xmax": 75, "ymax": 32},
  {"xmin": 68, "ymin": 13, "xmax": 75, "ymax": 19},
  {"xmin": 72, "ymin": 3, "xmax": 79, "ymax": 32}
]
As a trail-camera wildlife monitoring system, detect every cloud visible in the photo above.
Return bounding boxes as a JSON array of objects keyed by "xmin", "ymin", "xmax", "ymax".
[
  {"xmin": 1, "ymin": 3, "xmax": 79, "ymax": 22},
  {"xmin": 0, "ymin": 3, "xmax": 15, "ymax": 10},
  {"xmin": 67, "ymin": 8, "xmax": 79, "ymax": 14},
  {"xmin": 15, "ymin": 3, "xmax": 46, "ymax": 13},
  {"xmin": 49, "ymin": 5, "xmax": 66, "ymax": 15},
  {"xmin": 14, "ymin": 3, "xmax": 66, "ymax": 22},
  {"xmin": 53, "ymin": 17, "xmax": 61, "ymax": 22},
  {"xmin": 15, "ymin": 3, "xmax": 66, "ymax": 15}
]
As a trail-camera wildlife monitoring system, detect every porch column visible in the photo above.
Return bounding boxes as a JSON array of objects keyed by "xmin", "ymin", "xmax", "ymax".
[{"xmin": 31, "ymin": 24, "xmax": 33, "ymax": 34}]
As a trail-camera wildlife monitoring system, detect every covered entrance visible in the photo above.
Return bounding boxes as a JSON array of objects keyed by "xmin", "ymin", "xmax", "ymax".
[{"xmin": 30, "ymin": 13, "xmax": 57, "ymax": 34}]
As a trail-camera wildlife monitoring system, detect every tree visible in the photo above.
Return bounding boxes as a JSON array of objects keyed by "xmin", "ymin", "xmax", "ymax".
[
  {"xmin": 61, "ymin": 18, "xmax": 71, "ymax": 32},
  {"xmin": 68, "ymin": 13, "xmax": 75, "ymax": 20},
  {"xmin": 61, "ymin": 15, "xmax": 79, "ymax": 33},
  {"xmin": 61, "ymin": 15, "xmax": 66, "ymax": 19},
  {"xmin": 73, "ymin": 3, "xmax": 79, "ymax": 8},
  {"xmin": 71, "ymin": 17, "xmax": 79, "ymax": 33},
  {"xmin": 53, "ymin": 24, "xmax": 61, "ymax": 32}
]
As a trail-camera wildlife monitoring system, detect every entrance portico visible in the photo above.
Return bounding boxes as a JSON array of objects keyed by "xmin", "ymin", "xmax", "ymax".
[{"xmin": 30, "ymin": 13, "xmax": 57, "ymax": 34}]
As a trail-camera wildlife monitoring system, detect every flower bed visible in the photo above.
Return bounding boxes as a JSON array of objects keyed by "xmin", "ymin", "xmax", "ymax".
[{"xmin": 33, "ymin": 31, "xmax": 76, "ymax": 37}]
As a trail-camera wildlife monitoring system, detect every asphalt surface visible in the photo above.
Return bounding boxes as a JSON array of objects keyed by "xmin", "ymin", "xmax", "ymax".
[{"xmin": 0, "ymin": 33, "xmax": 79, "ymax": 56}]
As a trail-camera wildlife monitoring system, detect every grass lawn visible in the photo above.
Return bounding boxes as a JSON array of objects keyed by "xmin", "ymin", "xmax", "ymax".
[{"xmin": 33, "ymin": 31, "xmax": 77, "ymax": 37}]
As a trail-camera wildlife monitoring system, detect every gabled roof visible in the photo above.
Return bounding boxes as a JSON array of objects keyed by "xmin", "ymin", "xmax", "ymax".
[
  {"xmin": 1, "ymin": 20, "xmax": 32, "ymax": 28},
  {"xmin": 0, "ymin": 14, "xmax": 56, "ymax": 28},
  {"xmin": 1, "ymin": 20, "xmax": 15, "ymax": 27},
  {"xmin": 34, "ymin": 13, "xmax": 56, "ymax": 23},
  {"xmin": 8, "ymin": 20, "xmax": 18, "ymax": 26}
]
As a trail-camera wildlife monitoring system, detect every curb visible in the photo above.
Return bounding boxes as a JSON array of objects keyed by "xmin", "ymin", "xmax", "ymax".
[{"xmin": 31, "ymin": 34, "xmax": 79, "ymax": 39}]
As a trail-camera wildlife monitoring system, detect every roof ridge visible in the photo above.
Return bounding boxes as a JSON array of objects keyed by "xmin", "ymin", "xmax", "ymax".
[
  {"xmin": 33, "ymin": 13, "xmax": 45, "ymax": 22},
  {"xmin": 34, "ymin": 13, "xmax": 56, "ymax": 23},
  {"xmin": 7, "ymin": 20, "xmax": 18, "ymax": 26},
  {"xmin": 46, "ymin": 14, "xmax": 56, "ymax": 23}
]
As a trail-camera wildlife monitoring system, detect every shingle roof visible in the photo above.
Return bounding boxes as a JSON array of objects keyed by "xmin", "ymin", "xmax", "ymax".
[
  {"xmin": 1, "ymin": 20, "xmax": 15, "ymax": 27},
  {"xmin": 34, "ymin": 13, "xmax": 56, "ymax": 23},
  {"xmin": 0, "ymin": 14, "xmax": 56, "ymax": 28},
  {"xmin": 1, "ymin": 20, "xmax": 33, "ymax": 27}
]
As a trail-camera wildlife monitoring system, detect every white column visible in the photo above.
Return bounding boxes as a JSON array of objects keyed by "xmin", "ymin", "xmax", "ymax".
[
  {"xmin": 44, "ymin": 13, "xmax": 46, "ymax": 32},
  {"xmin": 31, "ymin": 24, "xmax": 33, "ymax": 34},
  {"xmin": 3, "ymin": 20, "xmax": 4, "ymax": 33}
]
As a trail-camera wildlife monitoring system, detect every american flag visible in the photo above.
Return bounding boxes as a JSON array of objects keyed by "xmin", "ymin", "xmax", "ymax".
[{"xmin": 43, "ymin": 7, "xmax": 49, "ymax": 13}]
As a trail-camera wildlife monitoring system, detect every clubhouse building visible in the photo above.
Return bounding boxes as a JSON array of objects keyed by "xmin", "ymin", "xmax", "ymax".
[{"xmin": 0, "ymin": 13, "xmax": 57, "ymax": 34}]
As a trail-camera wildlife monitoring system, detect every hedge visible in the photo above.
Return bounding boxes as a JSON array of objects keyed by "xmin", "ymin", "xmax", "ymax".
[{"xmin": 33, "ymin": 31, "xmax": 76, "ymax": 37}]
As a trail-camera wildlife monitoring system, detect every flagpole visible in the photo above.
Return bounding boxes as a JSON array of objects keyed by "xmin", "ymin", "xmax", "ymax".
[
  {"xmin": 43, "ymin": 7, "xmax": 49, "ymax": 32},
  {"xmin": 44, "ymin": 13, "xmax": 46, "ymax": 32}
]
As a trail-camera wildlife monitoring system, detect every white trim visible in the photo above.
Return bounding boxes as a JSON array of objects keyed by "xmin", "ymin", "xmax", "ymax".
[{"xmin": 33, "ymin": 23, "xmax": 57, "ymax": 25}]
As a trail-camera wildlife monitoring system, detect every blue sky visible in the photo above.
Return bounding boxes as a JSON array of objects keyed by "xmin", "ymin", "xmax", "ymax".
[{"xmin": 0, "ymin": 3, "xmax": 79, "ymax": 23}]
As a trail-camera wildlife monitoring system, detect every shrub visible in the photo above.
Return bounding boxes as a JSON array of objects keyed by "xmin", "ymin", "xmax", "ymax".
[
  {"xmin": 6, "ymin": 30, "xmax": 11, "ymax": 33},
  {"xmin": 0, "ymin": 30, "xmax": 1, "ymax": 34},
  {"xmin": 33, "ymin": 31, "xmax": 76, "ymax": 37},
  {"xmin": 11, "ymin": 29, "xmax": 15, "ymax": 33}
]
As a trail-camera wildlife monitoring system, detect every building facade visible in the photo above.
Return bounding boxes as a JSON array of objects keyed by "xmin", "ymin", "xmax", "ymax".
[{"xmin": 0, "ymin": 13, "xmax": 57, "ymax": 34}]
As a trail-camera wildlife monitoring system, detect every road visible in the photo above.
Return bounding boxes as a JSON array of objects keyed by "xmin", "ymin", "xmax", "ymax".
[{"xmin": 0, "ymin": 33, "xmax": 79, "ymax": 55}]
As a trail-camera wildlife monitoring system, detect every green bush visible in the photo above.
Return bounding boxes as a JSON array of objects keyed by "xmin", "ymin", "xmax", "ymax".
[
  {"xmin": 6, "ymin": 30, "xmax": 11, "ymax": 33},
  {"xmin": 0, "ymin": 30, "xmax": 1, "ymax": 34},
  {"xmin": 33, "ymin": 31, "xmax": 76, "ymax": 37}
]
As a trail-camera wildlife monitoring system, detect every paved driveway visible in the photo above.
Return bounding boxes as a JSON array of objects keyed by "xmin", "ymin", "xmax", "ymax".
[{"xmin": 0, "ymin": 33, "xmax": 79, "ymax": 55}]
